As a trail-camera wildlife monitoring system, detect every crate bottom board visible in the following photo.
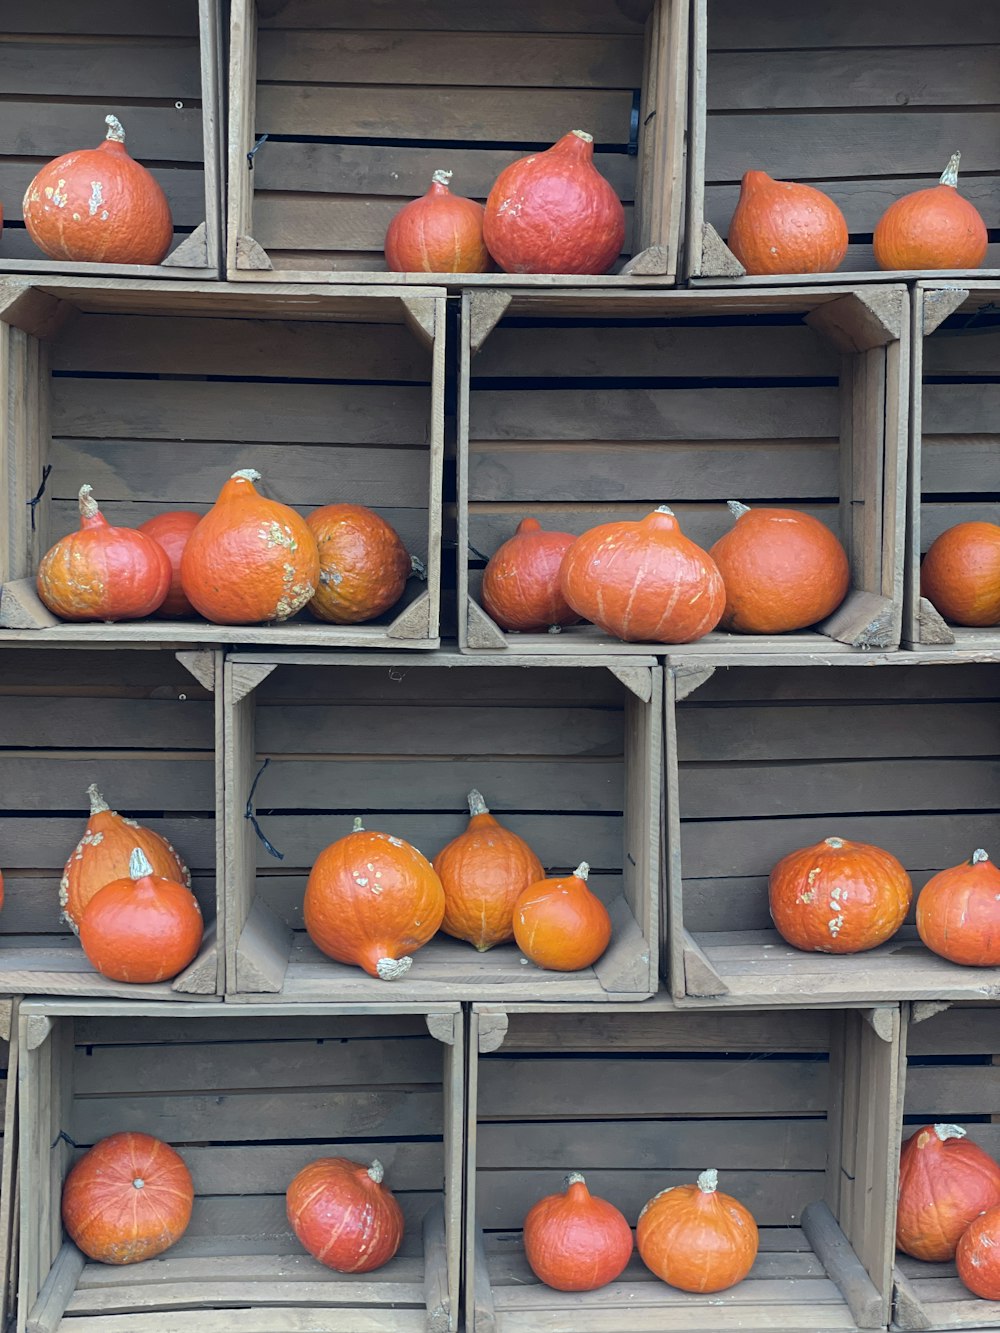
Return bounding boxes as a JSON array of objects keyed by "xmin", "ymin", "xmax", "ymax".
[
  {"xmin": 894, "ymin": 1255, "xmax": 1000, "ymax": 1332},
  {"xmin": 0, "ymin": 934, "xmax": 216, "ymax": 1000},
  {"xmin": 914, "ymin": 627, "xmax": 1000, "ymax": 655},
  {"xmin": 464, "ymin": 624, "xmax": 875, "ymax": 659}
]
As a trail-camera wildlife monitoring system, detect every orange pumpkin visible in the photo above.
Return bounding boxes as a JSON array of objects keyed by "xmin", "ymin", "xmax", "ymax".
[
  {"xmin": 62, "ymin": 1132, "xmax": 194, "ymax": 1264},
  {"xmin": 560, "ymin": 507, "xmax": 725, "ymax": 644},
  {"xmin": 304, "ymin": 818, "xmax": 445, "ymax": 979},
  {"xmin": 306, "ymin": 504, "xmax": 413, "ymax": 624},
  {"xmin": 481, "ymin": 518, "xmax": 580, "ymax": 632},
  {"xmin": 180, "ymin": 469, "xmax": 319, "ymax": 624},
  {"xmin": 874, "ymin": 153, "xmax": 988, "ymax": 271},
  {"xmin": 287, "ymin": 1157, "xmax": 404, "ymax": 1273},
  {"xmin": 513, "ymin": 862, "xmax": 611, "ymax": 972},
  {"xmin": 385, "ymin": 170, "xmax": 490, "ymax": 273},
  {"xmin": 61, "ymin": 783, "xmax": 190, "ymax": 934},
  {"xmin": 138, "ymin": 511, "xmax": 202, "ymax": 617},
  {"xmin": 727, "ymin": 171, "xmax": 848, "ymax": 276},
  {"xmin": 637, "ymin": 1169, "xmax": 759, "ymax": 1294},
  {"xmin": 709, "ymin": 502, "xmax": 850, "ymax": 633},
  {"xmin": 524, "ymin": 1173, "xmax": 633, "ymax": 1292},
  {"xmin": 768, "ymin": 836, "xmax": 912, "ymax": 954},
  {"xmin": 957, "ymin": 1204, "xmax": 1000, "ymax": 1300},
  {"xmin": 917, "ymin": 849, "xmax": 1000, "ymax": 967},
  {"xmin": 23, "ymin": 115, "xmax": 173, "ymax": 265},
  {"xmin": 897, "ymin": 1124, "xmax": 1000, "ymax": 1261},
  {"xmin": 920, "ymin": 522, "xmax": 1000, "ymax": 627},
  {"xmin": 433, "ymin": 789, "xmax": 544, "ymax": 952}
]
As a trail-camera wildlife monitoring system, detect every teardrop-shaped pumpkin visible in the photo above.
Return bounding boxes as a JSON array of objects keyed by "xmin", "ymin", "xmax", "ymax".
[
  {"xmin": 61, "ymin": 784, "xmax": 190, "ymax": 934},
  {"xmin": 727, "ymin": 171, "xmax": 848, "ymax": 276},
  {"xmin": 524, "ymin": 1172, "xmax": 633, "ymax": 1292},
  {"xmin": 920, "ymin": 521, "xmax": 1000, "ymax": 627},
  {"xmin": 306, "ymin": 504, "xmax": 413, "ymax": 624},
  {"xmin": 897, "ymin": 1124, "xmax": 1000, "ymax": 1261},
  {"xmin": 481, "ymin": 518, "xmax": 580, "ymax": 632},
  {"xmin": 23, "ymin": 115, "xmax": 173, "ymax": 265},
  {"xmin": 180, "ymin": 469, "xmax": 319, "ymax": 624},
  {"xmin": 287, "ymin": 1157, "xmax": 404, "ymax": 1273},
  {"xmin": 304, "ymin": 818, "xmax": 445, "ymax": 979},
  {"xmin": 433, "ymin": 789, "xmax": 544, "ymax": 951},
  {"xmin": 637, "ymin": 1169, "xmax": 759, "ymax": 1293},
  {"xmin": 916, "ymin": 849, "xmax": 1000, "ymax": 966},
  {"xmin": 138, "ymin": 511, "xmax": 202, "ymax": 617},
  {"xmin": 874, "ymin": 153, "xmax": 988, "ymax": 271},
  {"xmin": 957, "ymin": 1204, "xmax": 1000, "ymax": 1299},
  {"xmin": 513, "ymin": 862, "xmax": 611, "ymax": 972},
  {"xmin": 385, "ymin": 170, "xmax": 490, "ymax": 273}
]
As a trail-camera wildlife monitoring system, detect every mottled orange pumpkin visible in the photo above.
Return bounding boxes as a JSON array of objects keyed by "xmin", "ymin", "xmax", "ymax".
[
  {"xmin": 917, "ymin": 849, "xmax": 1000, "ymax": 966},
  {"xmin": 306, "ymin": 504, "xmax": 413, "ymax": 624},
  {"xmin": 138, "ymin": 511, "xmax": 202, "ymax": 617},
  {"xmin": 385, "ymin": 170, "xmax": 490, "ymax": 273},
  {"xmin": 897, "ymin": 1124, "xmax": 1000, "ymax": 1261},
  {"xmin": 481, "ymin": 518, "xmax": 580, "ymax": 632},
  {"xmin": 513, "ymin": 862, "xmax": 611, "ymax": 972},
  {"xmin": 957, "ymin": 1204, "xmax": 1000, "ymax": 1299},
  {"xmin": 287, "ymin": 1157, "xmax": 404, "ymax": 1273},
  {"xmin": 637, "ymin": 1170, "xmax": 758, "ymax": 1294},
  {"xmin": 727, "ymin": 171, "xmax": 848, "ymax": 276},
  {"xmin": 524, "ymin": 1173, "xmax": 633, "ymax": 1292},
  {"xmin": 874, "ymin": 153, "xmax": 988, "ymax": 271},
  {"xmin": 921, "ymin": 522, "xmax": 1000, "ymax": 627}
]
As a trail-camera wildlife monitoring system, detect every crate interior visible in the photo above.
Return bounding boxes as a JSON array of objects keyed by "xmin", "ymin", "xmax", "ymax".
[
  {"xmin": 0, "ymin": 1, "xmax": 211, "ymax": 268},
  {"xmin": 21, "ymin": 1007, "xmax": 459, "ymax": 1333},
  {"xmin": 674, "ymin": 663, "xmax": 1000, "ymax": 1004},
  {"xmin": 229, "ymin": 660, "xmax": 657, "ymax": 1002},
  {"xmin": 0, "ymin": 650, "xmax": 217, "ymax": 996},
  {"xmin": 701, "ymin": 0, "xmax": 1000, "ymax": 274}
]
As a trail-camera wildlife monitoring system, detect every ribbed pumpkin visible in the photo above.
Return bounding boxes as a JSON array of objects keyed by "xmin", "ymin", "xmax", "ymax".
[
  {"xmin": 897, "ymin": 1124, "xmax": 1000, "ymax": 1261},
  {"xmin": 917, "ymin": 849, "xmax": 1000, "ymax": 966},
  {"xmin": 304, "ymin": 818, "xmax": 445, "ymax": 979},
  {"xmin": 385, "ymin": 170, "xmax": 490, "ymax": 273},
  {"xmin": 560, "ymin": 507, "xmax": 725, "ymax": 644},
  {"xmin": 637, "ymin": 1169, "xmax": 759, "ymax": 1294},
  {"xmin": 61, "ymin": 784, "xmax": 190, "ymax": 934},
  {"xmin": 62, "ymin": 1132, "xmax": 194, "ymax": 1265},
  {"xmin": 37, "ymin": 485, "xmax": 171, "ymax": 621},
  {"xmin": 769, "ymin": 836, "xmax": 911, "ymax": 954},
  {"xmin": 433, "ymin": 789, "xmax": 544, "ymax": 951},
  {"xmin": 180, "ymin": 469, "xmax": 319, "ymax": 624},
  {"xmin": 920, "ymin": 522, "xmax": 1000, "ymax": 627},
  {"xmin": 957, "ymin": 1205, "xmax": 1000, "ymax": 1300},
  {"xmin": 138, "ymin": 511, "xmax": 202, "ymax": 617},
  {"xmin": 524, "ymin": 1173, "xmax": 633, "ymax": 1292},
  {"xmin": 709, "ymin": 502, "xmax": 850, "ymax": 634},
  {"xmin": 727, "ymin": 171, "xmax": 848, "ymax": 276},
  {"xmin": 23, "ymin": 115, "xmax": 173, "ymax": 265},
  {"xmin": 513, "ymin": 862, "xmax": 611, "ymax": 972},
  {"xmin": 287, "ymin": 1157, "xmax": 404, "ymax": 1273},
  {"xmin": 481, "ymin": 518, "xmax": 580, "ymax": 632},
  {"xmin": 306, "ymin": 504, "xmax": 413, "ymax": 624},
  {"xmin": 483, "ymin": 131, "xmax": 625, "ymax": 275},
  {"xmin": 874, "ymin": 153, "xmax": 988, "ymax": 271}
]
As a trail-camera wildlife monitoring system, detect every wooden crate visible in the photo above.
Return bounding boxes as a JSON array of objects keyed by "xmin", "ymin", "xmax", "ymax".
[
  {"xmin": 0, "ymin": 648, "xmax": 221, "ymax": 998},
  {"xmin": 665, "ymin": 659, "xmax": 1000, "ymax": 1007},
  {"xmin": 17, "ymin": 998, "xmax": 463, "ymax": 1333},
  {"xmin": 0, "ymin": 1, "xmax": 223, "ymax": 280},
  {"xmin": 687, "ymin": 0, "xmax": 1000, "ymax": 284},
  {"xmin": 0, "ymin": 278, "xmax": 445, "ymax": 649},
  {"xmin": 894, "ymin": 1003, "xmax": 1000, "ymax": 1330},
  {"xmin": 466, "ymin": 1000, "xmax": 903, "ymax": 1333},
  {"xmin": 224, "ymin": 651, "xmax": 661, "ymax": 1003},
  {"xmin": 458, "ymin": 286, "xmax": 908, "ymax": 658},
  {"xmin": 0, "ymin": 1000, "xmax": 18, "ymax": 1333},
  {"xmin": 226, "ymin": 0, "xmax": 687, "ymax": 286}
]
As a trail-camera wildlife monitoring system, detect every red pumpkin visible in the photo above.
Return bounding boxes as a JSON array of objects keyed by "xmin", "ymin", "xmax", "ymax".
[
  {"xmin": 524, "ymin": 1172, "xmax": 633, "ymax": 1292},
  {"xmin": 769, "ymin": 836, "xmax": 911, "ymax": 954},
  {"xmin": 513, "ymin": 862, "xmax": 611, "ymax": 972},
  {"xmin": 921, "ymin": 522, "xmax": 1000, "ymax": 627},
  {"xmin": 637, "ymin": 1169, "xmax": 759, "ymax": 1294},
  {"xmin": 897, "ymin": 1124, "xmax": 1000, "ymax": 1261},
  {"xmin": 37, "ymin": 485, "xmax": 170, "ymax": 622},
  {"xmin": 62, "ymin": 1132, "xmax": 193, "ymax": 1264},
  {"xmin": 916, "ymin": 849, "xmax": 1000, "ymax": 967},
  {"xmin": 483, "ymin": 131, "xmax": 625, "ymax": 276},
  {"xmin": 957, "ymin": 1204, "xmax": 1000, "ymax": 1300},
  {"xmin": 304, "ymin": 818, "xmax": 445, "ymax": 979},
  {"xmin": 23, "ymin": 115, "xmax": 173, "ymax": 265},
  {"xmin": 138, "ymin": 511, "xmax": 202, "ymax": 617},
  {"xmin": 560, "ymin": 507, "xmax": 725, "ymax": 644},
  {"xmin": 481, "ymin": 518, "xmax": 580, "ymax": 632},
  {"xmin": 306, "ymin": 504, "xmax": 413, "ymax": 624},
  {"xmin": 709, "ymin": 502, "xmax": 850, "ymax": 634},
  {"xmin": 287, "ymin": 1157, "xmax": 404, "ymax": 1273},
  {"xmin": 874, "ymin": 153, "xmax": 988, "ymax": 271},
  {"xmin": 385, "ymin": 170, "xmax": 490, "ymax": 273},
  {"xmin": 727, "ymin": 171, "xmax": 848, "ymax": 276}
]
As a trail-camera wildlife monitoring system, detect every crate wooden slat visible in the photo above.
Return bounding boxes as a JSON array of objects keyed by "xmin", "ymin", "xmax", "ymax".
[
  {"xmin": 687, "ymin": 0, "xmax": 1000, "ymax": 284},
  {"xmin": 0, "ymin": 999, "xmax": 18, "ymax": 1333},
  {"xmin": 0, "ymin": 1, "xmax": 222, "ymax": 280},
  {"xmin": 224, "ymin": 650, "xmax": 661, "ymax": 1003},
  {"xmin": 226, "ymin": 0, "xmax": 687, "ymax": 286},
  {"xmin": 0, "ymin": 278, "xmax": 445, "ymax": 649},
  {"xmin": 457, "ymin": 286, "xmax": 908, "ymax": 659},
  {"xmin": 467, "ymin": 1001, "xmax": 902, "ymax": 1332}
]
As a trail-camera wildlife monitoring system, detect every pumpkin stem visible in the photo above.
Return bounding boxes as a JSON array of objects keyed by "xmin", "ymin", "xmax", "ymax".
[
  {"xmin": 972, "ymin": 849, "xmax": 990, "ymax": 865},
  {"xmin": 654, "ymin": 505, "xmax": 675, "ymax": 516},
  {"xmin": 939, "ymin": 151, "xmax": 962, "ymax": 188},
  {"xmin": 934, "ymin": 1123, "xmax": 967, "ymax": 1142},
  {"xmin": 129, "ymin": 847, "xmax": 154, "ymax": 880},
  {"xmin": 104, "ymin": 114, "xmax": 126, "ymax": 144},
  {"xmin": 376, "ymin": 955, "xmax": 413, "ymax": 981},
  {"xmin": 132, "ymin": 1178, "xmax": 145, "ymax": 1189},
  {"xmin": 352, "ymin": 816, "xmax": 366, "ymax": 833},
  {"xmin": 467, "ymin": 789, "xmax": 489, "ymax": 817},
  {"xmin": 570, "ymin": 130, "xmax": 594, "ymax": 144},
  {"xmin": 410, "ymin": 554, "xmax": 427, "ymax": 581},
  {"xmin": 431, "ymin": 169, "xmax": 453, "ymax": 187},
  {"xmin": 697, "ymin": 1168, "xmax": 719, "ymax": 1194},
  {"xmin": 824, "ymin": 837, "xmax": 845, "ymax": 849},
  {"xmin": 231, "ymin": 468, "xmax": 262, "ymax": 484},
  {"xmin": 78, "ymin": 485, "xmax": 99, "ymax": 521},
  {"xmin": 86, "ymin": 783, "xmax": 110, "ymax": 815},
  {"xmin": 564, "ymin": 1171, "xmax": 587, "ymax": 1188},
  {"xmin": 727, "ymin": 500, "xmax": 751, "ymax": 519},
  {"xmin": 573, "ymin": 862, "xmax": 590, "ymax": 881},
  {"xmin": 367, "ymin": 1159, "xmax": 385, "ymax": 1184}
]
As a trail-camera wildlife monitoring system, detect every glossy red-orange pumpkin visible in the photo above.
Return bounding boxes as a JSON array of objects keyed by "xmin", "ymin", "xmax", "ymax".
[
  {"xmin": 62, "ymin": 783, "xmax": 190, "ymax": 934},
  {"xmin": 306, "ymin": 504, "xmax": 413, "ymax": 624},
  {"xmin": 637, "ymin": 1169, "xmax": 759, "ymax": 1293},
  {"xmin": 727, "ymin": 171, "xmax": 848, "ymax": 276},
  {"xmin": 304, "ymin": 818, "xmax": 445, "ymax": 979},
  {"xmin": 37, "ymin": 485, "xmax": 170, "ymax": 622},
  {"xmin": 433, "ymin": 789, "xmax": 544, "ymax": 951},
  {"xmin": 287, "ymin": 1157, "xmax": 404, "ymax": 1273},
  {"xmin": 916, "ymin": 849, "xmax": 1000, "ymax": 967},
  {"xmin": 481, "ymin": 518, "xmax": 580, "ymax": 632},
  {"xmin": 62, "ymin": 1132, "xmax": 193, "ymax": 1264},
  {"xmin": 524, "ymin": 1172, "xmax": 633, "ymax": 1292},
  {"xmin": 957, "ymin": 1204, "xmax": 1000, "ymax": 1299},
  {"xmin": 897, "ymin": 1124, "xmax": 1000, "ymax": 1261},
  {"xmin": 138, "ymin": 511, "xmax": 201, "ymax": 617},
  {"xmin": 560, "ymin": 507, "xmax": 725, "ymax": 644},
  {"xmin": 484, "ymin": 131, "xmax": 625, "ymax": 276},
  {"xmin": 874, "ymin": 153, "xmax": 988, "ymax": 271},
  {"xmin": 709, "ymin": 502, "xmax": 850, "ymax": 633},
  {"xmin": 513, "ymin": 862, "xmax": 611, "ymax": 972},
  {"xmin": 921, "ymin": 522, "xmax": 1000, "ymax": 627},
  {"xmin": 385, "ymin": 170, "xmax": 490, "ymax": 273},
  {"xmin": 23, "ymin": 115, "xmax": 173, "ymax": 265},
  {"xmin": 180, "ymin": 469, "xmax": 319, "ymax": 624}
]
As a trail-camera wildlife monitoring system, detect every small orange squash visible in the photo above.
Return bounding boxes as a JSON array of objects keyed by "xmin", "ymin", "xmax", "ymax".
[
  {"xmin": 874, "ymin": 153, "xmax": 988, "ymax": 271},
  {"xmin": 513, "ymin": 862, "xmax": 611, "ymax": 972},
  {"xmin": 138, "ymin": 511, "xmax": 202, "ymax": 617},
  {"xmin": 727, "ymin": 171, "xmax": 848, "ymax": 276},
  {"xmin": 306, "ymin": 504, "xmax": 413, "ymax": 624},
  {"xmin": 481, "ymin": 518, "xmax": 580, "ymax": 632},
  {"xmin": 385, "ymin": 170, "xmax": 490, "ymax": 273},
  {"xmin": 957, "ymin": 1204, "xmax": 1000, "ymax": 1300},
  {"xmin": 287, "ymin": 1157, "xmax": 404, "ymax": 1273},
  {"xmin": 897, "ymin": 1124, "xmax": 1000, "ymax": 1261},
  {"xmin": 637, "ymin": 1169, "xmax": 759, "ymax": 1294},
  {"xmin": 524, "ymin": 1173, "xmax": 633, "ymax": 1292},
  {"xmin": 920, "ymin": 521, "xmax": 1000, "ymax": 627},
  {"xmin": 916, "ymin": 849, "xmax": 1000, "ymax": 967}
]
